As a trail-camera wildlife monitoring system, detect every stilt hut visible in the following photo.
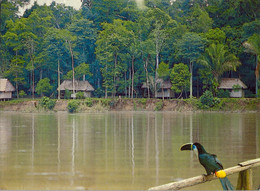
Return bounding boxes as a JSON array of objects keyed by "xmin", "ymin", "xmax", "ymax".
[
  {"xmin": 0, "ymin": 79, "xmax": 15, "ymax": 100},
  {"xmin": 142, "ymin": 79, "xmax": 175, "ymax": 98},
  {"xmin": 59, "ymin": 80, "xmax": 94, "ymax": 98},
  {"xmin": 218, "ymin": 78, "xmax": 247, "ymax": 98}
]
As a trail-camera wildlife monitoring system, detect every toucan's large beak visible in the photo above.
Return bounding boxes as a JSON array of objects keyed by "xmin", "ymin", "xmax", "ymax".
[{"xmin": 180, "ymin": 143, "xmax": 193, "ymax": 151}]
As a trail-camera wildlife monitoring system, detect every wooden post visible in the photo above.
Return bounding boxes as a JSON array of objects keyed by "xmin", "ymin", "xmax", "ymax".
[{"xmin": 236, "ymin": 169, "xmax": 253, "ymax": 190}]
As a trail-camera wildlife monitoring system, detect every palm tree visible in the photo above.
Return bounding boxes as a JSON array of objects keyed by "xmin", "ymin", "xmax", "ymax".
[
  {"xmin": 243, "ymin": 34, "xmax": 260, "ymax": 97},
  {"xmin": 198, "ymin": 43, "xmax": 241, "ymax": 82}
]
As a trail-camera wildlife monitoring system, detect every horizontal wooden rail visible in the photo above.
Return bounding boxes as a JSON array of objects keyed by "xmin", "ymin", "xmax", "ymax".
[{"xmin": 148, "ymin": 158, "xmax": 260, "ymax": 191}]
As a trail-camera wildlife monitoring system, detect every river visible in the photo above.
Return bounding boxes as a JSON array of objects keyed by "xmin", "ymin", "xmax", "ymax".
[{"xmin": 0, "ymin": 111, "xmax": 259, "ymax": 190}]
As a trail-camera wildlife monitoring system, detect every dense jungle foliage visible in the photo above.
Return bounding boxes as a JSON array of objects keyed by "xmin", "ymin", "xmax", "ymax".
[{"xmin": 0, "ymin": 0, "xmax": 259, "ymax": 99}]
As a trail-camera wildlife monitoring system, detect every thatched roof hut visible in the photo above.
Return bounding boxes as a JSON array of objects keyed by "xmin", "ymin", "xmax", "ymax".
[
  {"xmin": 59, "ymin": 80, "xmax": 94, "ymax": 91},
  {"xmin": 218, "ymin": 78, "xmax": 247, "ymax": 89},
  {"xmin": 59, "ymin": 80, "xmax": 94, "ymax": 98},
  {"xmin": 0, "ymin": 79, "xmax": 15, "ymax": 100},
  {"xmin": 142, "ymin": 79, "xmax": 174, "ymax": 98},
  {"xmin": 141, "ymin": 79, "xmax": 172, "ymax": 89},
  {"xmin": 218, "ymin": 78, "xmax": 247, "ymax": 98}
]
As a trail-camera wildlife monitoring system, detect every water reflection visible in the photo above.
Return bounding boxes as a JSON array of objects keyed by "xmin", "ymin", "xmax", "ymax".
[{"xmin": 0, "ymin": 111, "xmax": 259, "ymax": 190}]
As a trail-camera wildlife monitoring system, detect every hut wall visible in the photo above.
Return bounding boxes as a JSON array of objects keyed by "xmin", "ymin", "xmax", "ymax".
[
  {"xmin": 156, "ymin": 89, "xmax": 174, "ymax": 98},
  {"xmin": 0, "ymin": 92, "xmax": 12, "ymax": 99},
  {"xmin": 230, "ymin": 89, "xmax": 243, "ymax": 98}
]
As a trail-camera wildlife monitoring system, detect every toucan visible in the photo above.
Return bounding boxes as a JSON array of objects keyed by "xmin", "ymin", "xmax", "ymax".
[{"xmin": 180, "ymin": 142, "xmax": 234, "ymax": 190}]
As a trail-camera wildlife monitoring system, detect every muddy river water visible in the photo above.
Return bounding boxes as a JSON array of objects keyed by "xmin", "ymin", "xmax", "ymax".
[{"xmin": 0, "ymin": 111, "xmax": 259, "ymax": 190}]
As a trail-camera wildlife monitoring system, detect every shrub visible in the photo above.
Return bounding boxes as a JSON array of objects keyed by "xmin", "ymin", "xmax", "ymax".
[
  {"xmin": 85, "ymin": 98, "xmax": 93, "ymax": 107},
  {"xmin": 76, "ymin": 91, "xmax": 85, "ymax": 99},
  {"xmin": 93, "ymin": 87, "xmax": 104, "ymax": 98},
  {"xmin": 139, "ymin": 98, "xmax": 147, "ymax": 105},
  {"xmin": 19, "ymin": 90, "xmax": 27, "ymax": 98},
  {"xmin": 216, "ymin": 89, "xmax": 230, "ymax": 98},
  {"xmin": 155, "ymin": 100, "xmax": 164, "ymax": 111},
  {"xmin": 200, "ymin": 90, "xmax": 214, "ymax": 108},
  {"xmin": 133, "ymin": 100, "xmax": 137, "ymax": 110},
  {"xmin": 39, "ymin": 96, "xmax": 56, "ymax": 110},
  {"xmin": 213, "ymin": 97, "xmax": 220, "ymax": 106},
  {"xmin": 64, "ymin": 89, "xmax": 71, "ymax": 99},
  {"xmin": 67, "ymin": 100, "xmax": 80, "ymax": 113},
  {"xmin": 100, "ymin": 99, "xmax": 111, "ymax": 106},
  {"xmin": 35, "ymin": 78, "xmax": 53, "ymax": 96}
]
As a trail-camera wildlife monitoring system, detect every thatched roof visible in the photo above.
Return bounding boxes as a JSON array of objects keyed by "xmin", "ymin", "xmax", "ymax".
[
  {"xmin": 218, "ymin": 78, "xmax": 247, "ymax": 89},
  {"xmin": 142, "ymin": 79, "xmax": 172, "ymax": 89},
  {"xmin": 0, "ymin": 79, "xmax": 15, "ymax": 92},
  {"xmin": 59, "ymin": 80, "xmax": 94, "ymax": 91}
]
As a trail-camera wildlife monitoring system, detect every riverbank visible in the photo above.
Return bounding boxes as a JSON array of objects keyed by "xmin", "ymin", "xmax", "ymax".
[{"xmin": 0, "ymin": 98, "xmax": 260, "ymax": 113}]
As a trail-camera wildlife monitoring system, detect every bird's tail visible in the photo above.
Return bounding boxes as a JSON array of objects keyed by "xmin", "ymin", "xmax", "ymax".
[
  {"xmin": 219, "ymin": 177, "xmax": 234, "ymax": 190},
  {"xmin": 215, "ymin": 170, "xmax": 234, "ymax": 190}
]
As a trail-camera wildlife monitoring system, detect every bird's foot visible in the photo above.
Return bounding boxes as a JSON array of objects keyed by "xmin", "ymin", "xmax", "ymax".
[{"xmin": 202, "ymin": 173, "xmax": 213, "ymax": 181}]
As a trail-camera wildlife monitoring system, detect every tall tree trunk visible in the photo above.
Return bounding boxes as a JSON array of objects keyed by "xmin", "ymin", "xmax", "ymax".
[
  {"xmin": 58, "ymin": 59, "xmax": 60, "ymax": 100},
  {"xmin": 113, "ymin": 53, "xmax": 117, "ymax": 98},
  {"xmin": 68, "ymin": 41, "xmax": 75, "ymax": 95},
  {"xmin": 29, "ymin": 39, "xmax": 35, "ymax": 99},
  {"xmin": 105, "ymin": 65, "xmax": 107, "ymax": 98},
  {"xmin": 124, "ymin": 71, "xmax": 127, "ymax": 97},
  {"xmin": 189, "ymin": 61, "xmax": 193, "ymax": 99},
  {"xmin": 156, "ymin": 53, "xmax": 159, "ymax": 79},
  {"xmin": 162, "ymin": 84, "xmax": 164, "ymax": 101},
  {"xmin": 255, "ymin": 55, "xmax": 259, "ymax": 97},
  {"xmin": 15, "ymin": 50, "xmax": 19, "ymax": 98},
  {"xmin": 144, "ymin": 57, "xmax": 150, "ymax": 98},
  {"xmin": 131, "ymin": 55, "xmax": 135, "ymax": 99},
  {"xmin": 31, "ymin": 48, "xmax": 35, "ymax": 99},
  {"xmin": 128, "ymin": 68, "xmax": 131, "ymax": 98},
  {"xmin": 40, "ymin": 69, "xmax": 43, "ymax": 80}
]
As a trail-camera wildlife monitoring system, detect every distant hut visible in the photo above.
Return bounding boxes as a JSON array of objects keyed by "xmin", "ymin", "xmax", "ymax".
[
  {"xmin": 59, "ymin": 80, "xmax": 94, "ymax": 98},
  {"xmin": 0, "ymin": 79, "xmax": 15, "ymax": 100},
  {"xmin": 218, "ymin": 78, "xmax": 247, "ymax": 98},
  {"xmin": 142, "ymin": 79, "xmax": 174, "ymax": 99}
]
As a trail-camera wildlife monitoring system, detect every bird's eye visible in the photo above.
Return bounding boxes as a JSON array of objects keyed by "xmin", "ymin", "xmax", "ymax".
[{"xmin": 192, "ymin": 145, "xmax": 197, "ymax": 150}]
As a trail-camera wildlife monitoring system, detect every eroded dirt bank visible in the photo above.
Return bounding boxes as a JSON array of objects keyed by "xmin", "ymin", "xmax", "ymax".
[{"xmin": 0, "ymin": 98, "xmax": 260, "ymax": 112}]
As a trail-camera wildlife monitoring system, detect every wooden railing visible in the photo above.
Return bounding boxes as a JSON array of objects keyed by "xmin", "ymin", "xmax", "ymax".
[{"xmin": 148, "ymin": 158, "xmax": 260, "ymax": 190}]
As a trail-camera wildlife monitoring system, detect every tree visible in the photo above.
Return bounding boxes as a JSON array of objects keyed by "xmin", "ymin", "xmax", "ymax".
[
  {"xmin": 43, "ymin": 27, "xmax": 67, "ymax": 100},
  {"xmin": 198, "ymin": 43, "xmax": 241, "ymax": 94},
  {"xmin": 3, "ymin": 19, "xmax": 27, "ymax": 98},
  {"xmin": 0, "ymin": 0, "xmax": 29, "ymax": 39},
  {"xmin": 145, "ymin": 8, "xmax": 177, "ymax": 77},
  {"xmin": 21, "ymin": 6, "xmax": 54, "ymax": 98},
  {"xmin": 35, "ymin": 77, "xmax": 53, "ymax": 96},
  {"xmin": 157, "ymin": 61, "xmax": 170, "ymax": 100},
  {"xmin": 157, "ymin": 61, "xmax": 170, "ymax": 80},
  {"xmin": 243, "ymin": 34, "xmax": 260, "ymax": 97},
  {"xmin": 59, "ymin": 29, "xmax": 77, "ymax": 95},
  {"xmin": 96, "ymin": 19, "xmax": 134, "ymax": 97},
  {"xmin": 64, "ymin": 63, "xmax": 92, "ymax": 80},
  {"xmin": 170, "ymin": 63, "xmax": 190, "ymax": 99},
  {"xmin": 127, "ymin": 36, "xmax": 140, "ymax": 98},
  {"xmin": 199, "ymin": 43, "xmax": 241, "ymax": 80},
  {"xmin": 205, "ymin": 28, "xmax": 226, "ymax": 44},
  {"xmin": 68, "ymin": 17, "xmax": 97, "ymax": 64},
  {"xmin": 140, "ymin": 38, "xmax": 155, "ymax": 99},
  {"xmin": 177, "ymin": 32, "xmax": 206, "ymax": 98},
  {"xmin": 4, "ymin": 56, "xmax": 25, "ymax": 98},
  {"xmin": 188, "ymin": 4, "xmax": 213, "ymax": 33}
]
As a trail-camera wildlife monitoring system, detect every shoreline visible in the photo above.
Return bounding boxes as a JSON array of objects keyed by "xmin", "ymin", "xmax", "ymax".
[{"xmin": 0, "ymin": 98, "xmax": 260, "ymax": 113}]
